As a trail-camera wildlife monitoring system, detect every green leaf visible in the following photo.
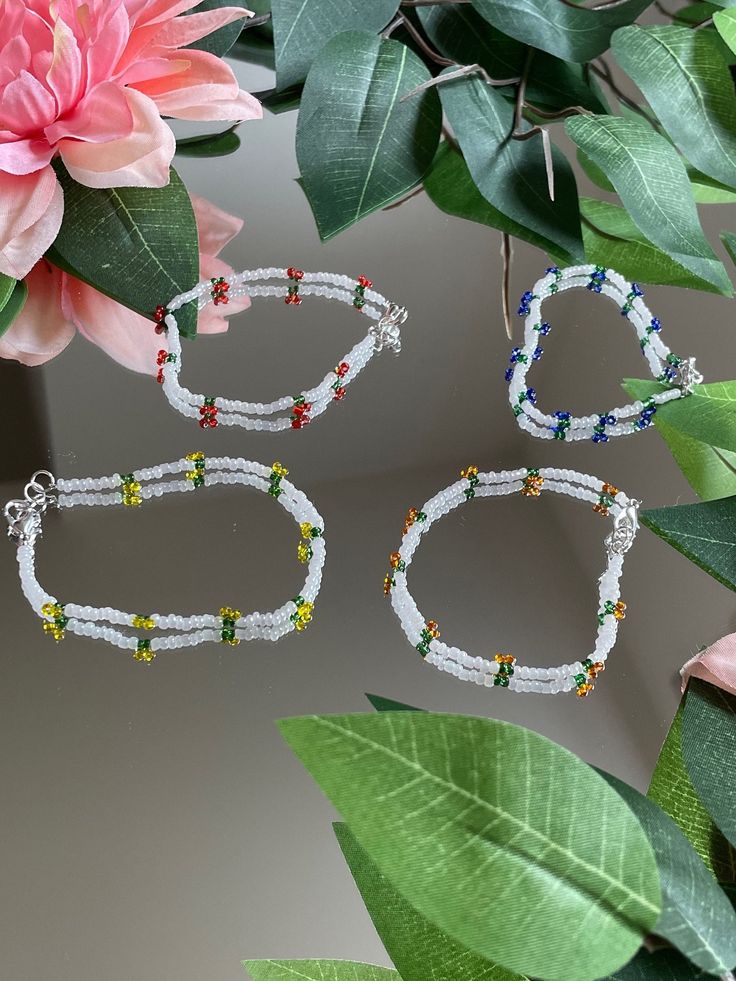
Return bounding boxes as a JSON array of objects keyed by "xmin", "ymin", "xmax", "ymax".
[
  {"xmin": 715, "ymin": 7, "xmax": 736, "ymax": 55},
  {"xmin": 722, "ymin": 230, "xmax": 736, "ymax": 267},
  {"xmin": 335, "ymin": 823, "xmax": 526, "ymax": 981},
  {"xmin": 605, "ymin": 948, "xmax": 713, "ymax": 980},
  {"xmin": 566, "ymin": 114, "xmax": 732, "ymax": 295},
  {"xmin": 256, "ymin": 85, "xmax": 302, "ymax": 115},
  {"xmin": 49, "ymin": 164, "xmax": 199, "ymax": 337},
  {"xmin": 622, "ymin": 379, "xmax": 736, "ymax": 499},
  {"xmin": 470, "ymin": 0, "xmax": 654, "ymax": 63},
  {"xmin": 641, "ymin": 495, "xmax": 736, "ymax": 592},
  {"xmin": 682, "ymin": 679, "xmax": 736, "ymax": 850},
  {"xmin": 600, "ymin": 769, "xmax": 736, "ymax": 975},
  {"xmin": 187, "ymin": 0, "xmax": 253, "ymax": 57},
  {"xmin": 648, "ymin": 701, "xmax": 736, "ymax": 883},
  {"xmin": 296, "ymin": 32, "xmax": 441, "ymax": 241},
  {"xmin": 0, "ymin": 277, "xmax": 28, "ymax": 339},
  {"xmin": 175, "ymin": 126, "xmax": 241, "ymax": 157},
  {"xmin": 365, "ymin": 694, "xmax": 422, "ymax": 713},
  {"xmin": 690, "ymin": 170, "xmax": 736, "ymax": 204},
  {"xmin": 243, "ymin": 961, "xmax": 400, "ymax": 981},
  {"xmin": 674, "ymin": 2, "xmax": 722, "ymax": 25},
  {"xmin": 278, "ymin": 712, "xmax": 661, "ymax": 981},
  {"xmin": 438, "ymin": 71, "xmax": 584, "ymax": 262},
  {"xmin": 230, "ymin": 30, "xmax": 276, "ymax": 68},
  {"xmin": 271, "ymin": 0, "xmax": 399, "ymax": 90},
  {"xmin": 416, "ymin": 6, "xmax": 607, "ymax": 113},
  {"xmin": 425, "ymin": 143, "xmax": 576, "ymax": 265},
  {"xmin": 622, "ymin": 379, "xmax": 736, "ymax": 453},
  {"xmin": 581, "ymin": 199, "xmax": 725, "ymax": 292},
  {"xmin": 612, "ymin": 26, "xmax": 736, "ymax": 190}
]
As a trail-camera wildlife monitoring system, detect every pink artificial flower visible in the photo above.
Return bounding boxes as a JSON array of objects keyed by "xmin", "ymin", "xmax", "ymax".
[
  {"xmin": 0, "ymin": 0, "xmax": 261, "ymax": 278},
  {"xmin": 680, "ymin": 632, "xmax": 736, "ymax": 697},
  {"xmin": 0, "ymin": 192, "xmax": 249, "ymax": 371}
]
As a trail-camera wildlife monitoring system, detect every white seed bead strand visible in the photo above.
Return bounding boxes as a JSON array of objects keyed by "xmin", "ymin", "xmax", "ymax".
[
  {"xmin": 158, "ymin": 268, "xmax": 407, "ymax": 432},
  {"xmin": 508, "ymin": 265, "xmax": 702, "ymax": 443},
  {"xmin": 6, "ymin": 458, "xmax": 326, "ymax": 660},
  {"xmin": 386, "ymin": 467, "xmax": 640, "ymax": 697}
]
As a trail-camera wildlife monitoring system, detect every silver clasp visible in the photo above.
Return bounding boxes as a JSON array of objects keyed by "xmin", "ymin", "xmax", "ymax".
[
  {"xmin": 676, "ymin": 357, "xmax": 703, "ymax": 395},
  {"xmin": 605, "ymin": 500, "xmax": 641, "ymax": 557},
  {"xmin": 5, "ymin": 470, "xmax": 57, "ymax": 546},
  {"xmin": 370, "ymin": 303, "xmax": 407, "ymax": 355}
]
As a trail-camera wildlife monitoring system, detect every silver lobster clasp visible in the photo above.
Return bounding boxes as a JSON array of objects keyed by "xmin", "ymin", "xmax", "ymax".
[
  {"xmin": 369, "ymin": 303, "xmax": 407, "ymax": 355},
  {"xmin": 5, "ymin": 470, "xmax": 57, "ymax": 547},
  {"xmin": 605, "ymin": 500, "xmax": 641, "ymax": 557},
  {"xmin": 676, "ymin": 357, "xmax": 703, "ymax": 395}
]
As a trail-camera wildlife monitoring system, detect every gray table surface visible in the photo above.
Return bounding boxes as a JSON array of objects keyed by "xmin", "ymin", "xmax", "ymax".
[{"xmin": 1, "ymin": 58, "xmax": 735, "ymax": 981}]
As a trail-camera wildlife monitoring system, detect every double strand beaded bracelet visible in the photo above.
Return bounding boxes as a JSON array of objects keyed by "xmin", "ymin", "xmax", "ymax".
[
  {"xmin": 4, "ymin": 458, "xmax": 325, "ymax": 662},
  {"xmin": 507, "ymin": 264, "xmax": 703, "ymax": 442},
  {"xmin": 154, "ymin": 268, "xmax": 408, "ymax": 432},
  {"xmin": 384, "ymin": 466, "xmax": 640, "ymax": 697}
]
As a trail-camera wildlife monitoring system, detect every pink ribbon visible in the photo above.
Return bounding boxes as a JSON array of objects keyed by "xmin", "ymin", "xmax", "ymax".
[{"xmin": 681, "ymin": 632, "xmax": 736, "ymax": 696}]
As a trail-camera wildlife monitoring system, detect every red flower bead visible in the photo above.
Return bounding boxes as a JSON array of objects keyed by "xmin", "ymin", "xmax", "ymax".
[
  {"xmin": 336, "ymin": 362, "xmax": 349, "ymax": 377},
  {"xmin": 154, "ymin": 304, "xmax": 166, "ymax": 322},
  {"xmin": 287, "ymin": 267, "xmax": 304, "ymax": 281},
  {"xmin": 357, "ymin": 275, "xmax": 373, "ymax": 289},
  {"xmin": 291, "ymin": 419, "xmax": 302, "ymax": 429},
  {"xmin": 157, "ymin": 369, "xmax": 164, "ymax": 384},
  {"xmin": 156, "ymin": 350, "xmax": 167, "ymax": 365},
  {"xmin": 334, "ymin": 387, "xmax": 345, "ymax": 401}
]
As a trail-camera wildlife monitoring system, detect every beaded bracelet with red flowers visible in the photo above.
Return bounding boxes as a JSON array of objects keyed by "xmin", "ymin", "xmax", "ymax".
[
  {"xmin": 154, "ymin": 267, "xmax": 408, "ymax": 432},
  {"xmin": 5, "ymin": 459, "xmax": 325, "ymax": 662},
  {"xmin": 507, "ymin": 264, "xmax": 702, "ymax": 443},
  {"xmin": 385, "ymin": 466, "xmax": 640, "ymax": 696}
]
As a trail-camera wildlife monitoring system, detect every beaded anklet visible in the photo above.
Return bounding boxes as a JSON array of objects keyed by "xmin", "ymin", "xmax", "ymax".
[
  {"xmin": 507, "ymin": 264, "xmax": 702, "ymax": 442},
  {"xmin": 5, "ymin": 458, "xmax": 325, "ymax": 661},
  {"xmin": 155, "ymin": 268, "xmax": 408, "ymax": 432},
  {"xmin": 385, "ymin": 466, "xmax": 640, "ymax": 697}
]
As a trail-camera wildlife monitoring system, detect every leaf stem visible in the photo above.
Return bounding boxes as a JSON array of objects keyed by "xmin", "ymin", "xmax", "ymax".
[
  {"xmin": 511, "ymin": 49, "xmax": 556, "ymax": 201},
  {"xmin": 400, "ymin": 63, "xmax": 520, "ymax": 102},
  {"xmin": 501, "ymin": 233, "xmax": 513, "ymax": 340},
  {"xmin": 391, "ymin": 12, "xmax": 455, "ymax": 66}
]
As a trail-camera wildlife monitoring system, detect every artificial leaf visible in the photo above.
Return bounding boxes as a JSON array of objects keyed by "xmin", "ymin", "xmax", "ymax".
[
  {"xmin": 271, "ymin": 0, "xmax": 399, "ymax": 90},
  {"xmin": 425, "ymin": 143, "xmax": 576, "ymax": 265},
  {"xmin": 439, "ymin": 71, "xmax": 584, "ymax": 262},
  {"xmin": 335, "ymin": 823, "xmax": 526, "ymax": 981},
  {"xmin": 470, "ymin": 0, "xmax": 654, "ymax": 63},
  {"xmin": 612, "ymin": 26, "xmax": 736, "ymax": 190},
  {"xmin": 689, "ymin": 171, "xmax": 736, "ymax": 204},
  {"xmin": 244, "ymin": 961, "xmax": 400, "ymax": 981},
  {"xmin": 230, "ymin": 30, "xmax": 276, "ymax": 68},
  {"xmin": 256, "ymin": 85, "xmax": 302, "ymax": 114},
  {"xmin": 722, "ymin": 231, "xmax": 736, "ymax": 267},
  {"xmin": 49, "ymin": 165, "xmax": 199, "ymax": 336},
  {"xmin": 365, "ymin": 694, "xmax": 422, "ymax": 713},
  {"xmin": 682, "ymin": 678, "xmax": 736, "ymax": 850},
  {"xmin": 605, "ymin": 947, "xmax": 713, "ymax": 980},
  {"xmin": 600, "ymin": 769, "xmax": 736, "ymax": 975},
  {"xmin": 0, "ymin": 278, "xmax": 28, "ymax": 339},
  {"xmin": 715, "ymin": 8, "xmax": 736, "ymax": 56},
  {"xmin": 175, "ymin": 126, "xmax": 241, "ymax": 157},
  {"xmin": 278, "ymin": 712, "xmax": 661, "ymax": 981},
  {"xmin": 566, "ymin": 115, "xmax": 732, "ymax": 295},
  {"xmin": 648, "ymin": 701, "xmax": 736, "ymax": 883},
  {"xmin": 296, "ymin": 32, "xmax": 441, "ymax": 240},
  {"xmin": 582, "ymin": 200, "xmax": 724, "ymax": 292},
  {"xmin": 188, "ymin": 0, "xmax": 253, "ymax": 57},
  {"xmin": 622, "ymin": 379, "xmax": 736, "ymax": 499},
  {"xmin": 416, "ymin": 6, "xmax": 607, "ymax": 113},
  {"xmin": 620, "ymin": 379, "xmax": 736, "ymax": 453},
  {"xmin": 641, "ymin": 495, "xmax": 736, "ymax": 592}
]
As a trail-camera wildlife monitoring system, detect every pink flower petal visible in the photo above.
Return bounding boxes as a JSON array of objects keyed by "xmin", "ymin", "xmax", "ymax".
[
  {"xmin": 125, "ymin": 0, "xmax": 206, "ymax": 28},
  {"xmin": 0, "ymin": 36, "xmax": 32, "ymax": 88},
  {"xmin": 154, "ymin": 7, "xmax": 253, "ymax": 49},
  {"xmin": 0, "ymin": 261, "xmax": 75, "ymax": 366},
  {"xmin": 0, "ymin": 69, "xmax": 57, "ymax": 135},
  {"xmin": 190, "ymin": 192, "xmax": 243, "ymax": 256},
  {"xmin": 45, "ymin": 80, "xmax": 134, "ymax": 145},
  {"xmin": 85, "ymin": 2, "xmax": 131, "ymax": 89},
  {"xmin": 0, "ymin": 166, "xmax": 63, "ymax": 279},
  {"xmin": 58, "ymin": 87, "xmax": 174, "ymax": 188},
  {"xmin": 132, "ymin": 49, "xmax": 262, "ymax": 121},
  {"xmin": 44, "ymin": 15, "xmax": 83, "ymax": 116},
  {"xmin": 681, "ymin": 633, "xmax": 736, "ymax": 696},
  {"xmin": 62, "ymin": 273, "xmax": 165, "ymax": 374},
  {"xmin": 0, "ymin": 138, "xmax": 56, "ymax": 175}
]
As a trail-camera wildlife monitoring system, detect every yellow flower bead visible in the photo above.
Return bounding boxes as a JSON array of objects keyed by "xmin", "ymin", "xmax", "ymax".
[
  {"xmin": 272, "ymin": 462, "xmax": 289, "ymax": 477},
  {"xmin": 576, "ymin": 683, "xmax": 593, "ymax": 697},
  {"xmin": 186, "ymin": 452, "xmax": 204, "ymax": 462},
  {"xmin": 132, "ymin": 615, "xmax": 155, "ymax": 630},
  {"xmin": 300, "ymin": 522, "xmax": 313, "ymax": 539},
  {"xmin": 460, "ymin": 465, "xmax": 478, "ymax": 479},
  {"xmin": 297, "ymin": 542, "xmax": 311, "ymax": 564}
]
